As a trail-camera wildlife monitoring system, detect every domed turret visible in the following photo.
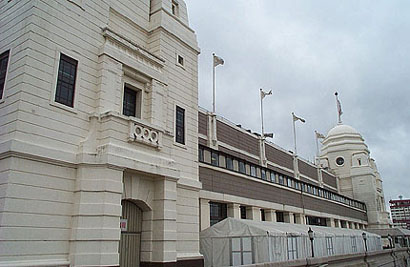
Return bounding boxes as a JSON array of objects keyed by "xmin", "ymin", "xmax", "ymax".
[{"xmin": 320, "ymin": 123, "xmax": 389, "ymax": 229}]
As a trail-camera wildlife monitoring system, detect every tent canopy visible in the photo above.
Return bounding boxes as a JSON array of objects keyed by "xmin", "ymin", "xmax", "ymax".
[{"xmin": 200, "ymin": 217, "xmax": 380, "ymax": 239}]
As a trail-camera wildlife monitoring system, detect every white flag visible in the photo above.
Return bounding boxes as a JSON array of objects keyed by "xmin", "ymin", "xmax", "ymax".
[
  {"xmin": 315, "ymin": 131, "xmax": 325, "ymax": 139},
  {"xmin": 292, "ymin": 112, "xmax": 306, "ymax": 123},
  {"xmin": 260, "ymin": 89, "xmax": 272, "ymax": 99},
  {"xmin": 213, "ymin": 54, "xmax": 224, "ymax": 67},
  {"xmin": 335, "ymin": 92, "xmax": 343, "ymax": 117}
]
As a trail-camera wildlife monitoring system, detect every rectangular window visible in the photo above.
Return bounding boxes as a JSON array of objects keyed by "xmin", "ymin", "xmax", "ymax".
[
  {"xmin": 0, "ymin": 50, "xmax": 10, "ymax": 100},
  {"xmin": 351, "ymin": 236, "xmax": 357, "ymax": 253},
  {"xmin": 211, "ymin": 151, "xmax": 219, "ymax": 166},
  {"xmin": 123, "ymin": 86, "xmax": 137, "ymax": 116},
  {"xmin": 276, "ymin": 211, "xmax": 284, "ymax": 222},
  {"xmin": 278, "ymin": 175, "xmax": 284, "ymax": 185},
  {"xmin": 250, "ymin": 165, "xmax": 256, "ymax": 177},
  {"xmin": 171, "ymin": 0, "xmax": 179, "ymax": 16},
  {"xmin": 261, "ymin": 209, "xmax": 266, "ymax": 221},
  {"xmin": 210, "ymin": 202, "xmax": 227, "ymax": 226},
  {"xmin": 326, "ymin": 237, "xmax": 334, "ymax": 255},
  {"xmin": 287, "ymin": 236, "xmax": 298, "ymax": 260},
  {"xmin": 261, "ymin": 169, "xmax": 266, "ymax": 180},
  {"xmin": 55, "ymin": 53, "xmax": 77, "ymax": 107},
  {"xmin": 175, "ymin": 106, "xmax": 185, "ymax": 144},
  {"xmin": 240, "ymin": 206, "xmax": 247, "ymax": 219},
  {"xmin": 239, "ymin": 161, "xmax": 246, "ymax": 174},
  {"xmin": 226, "ymin": 157, "xmax": 233, "ymax": 170},
  {"xmin": 199, "ymin": 146, "xmax": 204, "ymax": 162},
  {"xmin": 231, "ymin": 237, "xmax": 252, "ymax": 266}
]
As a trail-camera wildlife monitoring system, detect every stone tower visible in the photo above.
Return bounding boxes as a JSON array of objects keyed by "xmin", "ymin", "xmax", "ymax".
[{"xmin": 320, "ymin": 123, "xmax": 390, "ymax": 229}]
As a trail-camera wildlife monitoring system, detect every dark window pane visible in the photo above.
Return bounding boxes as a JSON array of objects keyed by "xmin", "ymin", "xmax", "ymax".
[
  {"xmin": 199, "ymin": 146, "xmax": 204, "ymax": 162},
  {"xmin": 226, "ymin": 157, "xmax": 233, "ymax": 170},
  {"xmin": 240, "ymin": 206, "xmax": 247, "ymax": 219},
  {"xmin": 239, "ymin": 161, "xmax": 246, "ymax": 174},
  {"xmin": 55, "ymin": 54, "xmax": 77, "ymax": 107},
  {"xmin": 0, "ymin": 50, "xmax": 10, "ymax": 100},
  {"xmin": 210, "ymin": 202, "xmax": 227, "ymax": 226},
  {"xmin": 176, "ymin": 106, "xmax": 185, "ymax": 144},
  {"xmin": 211, "ymin": 151, "xmax": 219, "ymax": 166},
  {"xmin": 123, "ymin": 86, "xmax": 137, "ymax": 116}
]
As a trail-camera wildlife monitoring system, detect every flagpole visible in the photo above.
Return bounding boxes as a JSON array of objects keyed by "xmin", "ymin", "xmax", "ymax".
[
  {"xmin": 260, "ymin": 89, "xmax": 264, "ymax": 136},
  {"xmin": 315, "ymin": 131, "xmax": 319, "ymax": 158},
  {"xmin": 292, "ymin": 112, "xmax": 297, "ymax": 155},
  {"xmin": 212, "ymin": 53, "xmax": 216, "ymax": 114}
]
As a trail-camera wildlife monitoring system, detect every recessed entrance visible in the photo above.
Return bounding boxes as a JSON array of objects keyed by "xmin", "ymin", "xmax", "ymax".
[{"xmin": 119, "ymin": 200, "xmax": 142, "ymax": 267}]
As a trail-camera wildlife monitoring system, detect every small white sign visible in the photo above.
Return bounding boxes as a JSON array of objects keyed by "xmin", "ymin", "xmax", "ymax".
[{"xmin": 120, "ymin": 219, "xmax": 128, "ymax": 232}]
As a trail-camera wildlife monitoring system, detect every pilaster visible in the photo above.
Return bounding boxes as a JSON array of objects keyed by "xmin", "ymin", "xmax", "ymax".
[
  {"xmin": 228, "ymin": 203, "xmax": 240, "ymax": 219},
  {"xmin": 69, "ymin": 165, "xmax": 124, "ymax": 266},
  {"xmin": 265, "ymin": 209, "xmax": 277, "ymax": 222},
  {"xmin": 200, "ymin": 199, "xmax": 210, "ymax": 231},
  {"xmin": 246, "ymin": 206, "xmax": 261, "ymax": 221}
]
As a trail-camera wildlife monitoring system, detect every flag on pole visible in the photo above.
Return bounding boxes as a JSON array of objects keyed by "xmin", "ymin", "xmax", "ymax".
[
  {"xmin": 292, "ymin": 112, "xmax": 306, "ymax": 123},
  {"xmin": 335, "ymin": 92, "xmax": 343, "ymax": 117},
  {"xmin": 213, "ymin": 54, "xmax": 224, "ymax": 67},
  {"xmin": 260, "ymin": 88, "xmax": 272, "ymax": 99},
  {"xmin": 315, "ymin": 131, "xmax": 325, "ymax": 139}
]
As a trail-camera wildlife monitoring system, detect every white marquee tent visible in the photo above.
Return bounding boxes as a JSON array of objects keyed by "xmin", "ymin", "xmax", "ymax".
[{"xmin": 200, "ymin": 218, "xmax": 382, "ymax": 267}]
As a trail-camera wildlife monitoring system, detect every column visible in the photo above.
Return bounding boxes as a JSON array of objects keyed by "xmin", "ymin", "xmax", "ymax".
[
  {"xmin": 295, "ymin": 214, "xmax": 305, "ymax": 224},
  {"xmin": 326, "ymin": 218, "xmax": 336, "ymax": 227},
  {"xmin": 69, "ymin": 166, "xmax": 124, "ymax": 266},
  {"xmin": 246, "ymin": 206, "xmax": 261, "ymax": 221},
  {"xmin": 228, "ymin": 203, "xmax": 240, "ymax": 219},
  {"xmin": 151, "ymin": 177, "xmax": 178, "ymax": 262},
  {"xmin": 96, "ymin": 55, "xmax": 123, "ymax": 114},
  {"xmin": 200, "ymin": 199, "xmax": 210, "ymax": 231},
  {"xmin": 284, "ymin": 212, "xmax": 295, "ymax": 224},
  {"xmin": 265, "ymin": 209, "xmax": 277, "ymax": 222}
]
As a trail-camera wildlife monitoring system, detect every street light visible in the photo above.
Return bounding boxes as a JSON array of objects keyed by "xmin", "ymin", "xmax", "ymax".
[
  {"xmin": 362, "ymin": 232, "xmax": 368, "ymax": 252},
  {"xmin": 308, "ymin": 227, "xmax": 314, "ymax": 257},
  {"xmin": 388, "ymin": 234, "xmax": 393, "ymax": 248}
]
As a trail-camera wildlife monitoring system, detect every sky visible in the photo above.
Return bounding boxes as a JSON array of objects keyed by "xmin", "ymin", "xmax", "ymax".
[{"xmin": 184, "ymin": 0, "xmax": 410, "ymax": 204}]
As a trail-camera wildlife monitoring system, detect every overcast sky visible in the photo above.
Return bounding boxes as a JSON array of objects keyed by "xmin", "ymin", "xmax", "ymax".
[{"xmin": 185, "ymin": 0, "xmax": 410, "ymax": 204}]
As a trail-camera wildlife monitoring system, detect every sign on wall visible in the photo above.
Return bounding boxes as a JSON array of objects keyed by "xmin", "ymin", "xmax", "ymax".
[{"xmin": 120, "ymin": 219, "xmax": 128, "ymax": 232}]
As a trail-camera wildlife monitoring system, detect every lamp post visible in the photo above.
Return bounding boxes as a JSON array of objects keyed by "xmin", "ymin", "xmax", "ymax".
[
  {"xmin": 308, "ymin": 227, "xmax": 314, "ymax": 257},
  {"xmin": 362, "ymin": 232, "xmax": 368, "ymax": 252},
  {"xmin": 388, "ymin": 234, "xmax": 393, "ymax": 248}
]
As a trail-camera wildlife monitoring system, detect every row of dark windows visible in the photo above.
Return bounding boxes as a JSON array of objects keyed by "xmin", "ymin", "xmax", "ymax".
[
  {"xmin": 200, "ymin": 145, "xmax": 366, "ymax": 211},
  {"xmin": 2, "ymin": 52, "xmax": 186, "ymax": 145}
]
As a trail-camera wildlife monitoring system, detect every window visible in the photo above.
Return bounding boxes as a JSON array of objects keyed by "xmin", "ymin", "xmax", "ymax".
[
  {"xmin": 226, "ymin": 157, "xmax": 233, "ymax": 170},
  {"xmin": 287, "ymin": 236, "xmax": 298, "ymax": 260},
  {"xmin": 55, "ymin": 53, "xmax": 77, "ymax": 107},
  {"xmin": 231, "ymin": 237, "xmax": 252, "ymax": 266},
  {"xmin": 177, "ymin": 55, "xmax": 184, "ymax": 66},
  {"xmin": 261, "ymin": 209, "xmax": 266, "ymax": 221},
  {"xmin": 199, "ymin": 147, "xmax": 204, "ymax": 162},
  {"xmin": 171, "ymin": 0, "xmax": 179, "ymax": 16},
  {"xmin": 261, "ymin": 169, "xmax": 266, "ymax": 180},
  {"xmin": 326, "ymin": 237, "xmax": 334, "ymax": 255},
  {"xmin": 278, "ymin": 175, "xmax": 284, "ymax": 185},
  {"xmin": 211, "ymin": 151, "xmax": 219, "ymax": 166},
  {"xmin": 240, "ymin": 206, "xmax": 247, "ymax": 219},
  {"xmin": 276, "ymin": 211, "xmax": 284, "ymax": 222},
  {"xmin": 210, "ymin": 202, "xmax": 227, "ymax": 226},
  {"xmin": 123, "ymin": 85, "xmax": 140, "ymax": 117},
  {"xmin": 351, "ymin": 236, "xmax": 357, "ymax": 253},
  {"xmin": 0, "ymin": 50, "xmax": 10, "ymax": 100},
  {"xmin": 250, "ymin": 165, "xmax": 256, "ymax": 177},
  {"xmin": 239, "ymin": 161, "xmax": 246, "ymax": 174},
  {"xmin": 175, "ymin": 106, "xmax": 185, "ymax": 144}
]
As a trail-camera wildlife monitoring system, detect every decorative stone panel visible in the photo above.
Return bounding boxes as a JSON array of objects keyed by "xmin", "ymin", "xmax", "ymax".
[{"xmin": 129, "ymin": 120, "xmax": 163, "ymax": 149}]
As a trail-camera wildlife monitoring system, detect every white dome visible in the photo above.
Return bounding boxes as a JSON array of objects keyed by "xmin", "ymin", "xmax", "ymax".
[{"xmin": 326, "ymin": 124, "xmax": 360, "ymax": 138}]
